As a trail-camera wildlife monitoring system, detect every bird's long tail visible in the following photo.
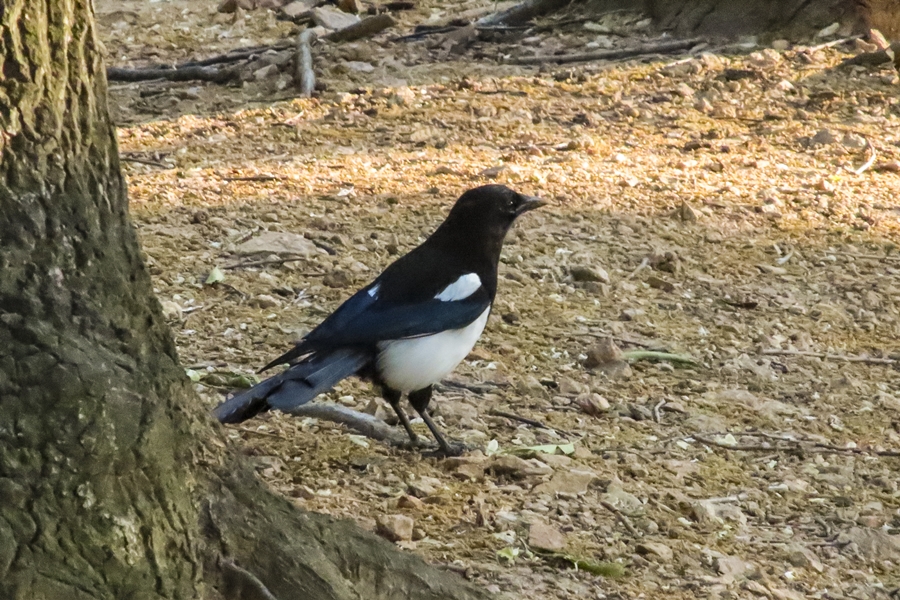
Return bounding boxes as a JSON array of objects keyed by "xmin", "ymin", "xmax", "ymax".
[{"xmin": 212, "ymin": 348, "xmax": 369, "ymax": 424}]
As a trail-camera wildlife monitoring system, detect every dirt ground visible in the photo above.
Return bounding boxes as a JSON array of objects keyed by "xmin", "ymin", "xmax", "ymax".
[{"xmin": 100, "ymin": 1, "xmax": 900, "ymax": 598}]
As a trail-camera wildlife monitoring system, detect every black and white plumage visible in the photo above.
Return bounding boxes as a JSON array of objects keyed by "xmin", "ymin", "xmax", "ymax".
[{"xmin": 212, "ymin": 185, "xmax": 545, "ymax": 455}]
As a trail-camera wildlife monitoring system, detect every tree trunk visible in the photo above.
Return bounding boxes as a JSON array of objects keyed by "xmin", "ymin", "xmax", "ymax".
[{"xmin": 0, "ymin": 2, "xmax": 489, "ymax": 599}]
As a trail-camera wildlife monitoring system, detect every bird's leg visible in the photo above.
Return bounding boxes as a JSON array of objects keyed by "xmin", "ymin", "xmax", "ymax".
[
  {"xmin": 382, "ymin": 386, "xmax": 419, "ymax": 444},
  {"xmin": 408, "ymin": 386, "xmax": 466, "ymax": 457}
]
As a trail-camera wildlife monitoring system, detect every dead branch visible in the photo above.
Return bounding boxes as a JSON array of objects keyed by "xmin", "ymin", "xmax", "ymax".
[
  {"xmin": 326, "ymin": 14, "xmax": 397, "ymax": 43},
  {"xmin": 487, "ymin": 409, "xmax": 574, "ymax": 437},
  {"xmin": 851, "ymin": 138, "xmax": 877, "ymax": 175},
  {"xmin": 221, "ymin": 560, "xmax": 281, "ymax": 600},
  {"xmin": 287, "ymin": 403, "xmax": 415, "ymax": 446},
  {"xmin": 294, "ymin": 29, "xmax": 317, "ymax": 97},
  {"xmin": 179, "ymin": 41, "xmax": 294, "ymax": 68},
  {"xmin": 510, "ymin": 37, "xmax": 703, "ymax": 65},
  {"xmin": 120, "ymin": 156, "xmax": 170, "ymax": 168},
  {"xmin": 599, "ymin": 500, "xmax": 640, "ymax": 537},
  {"xmin": 107, "ymin": 65, "xmax": 239, "ymax": 83},
  {"xmin": 806, "ymin": 35, "xmax": 863, "ymax": 53},
  {"xmin": 476, "ymin": 0, "xmax": 571, "ymax": 27},
  {"xmin": 760, "ymin": 348, "xmax": 897, "ymax": 365},
  {"xmin": 691, "ymin": 432, "xmax": 900, "ymax": 458},
  {"xmin": 223, "ymin": 175, "xmax": 283, "ymax": 182}
]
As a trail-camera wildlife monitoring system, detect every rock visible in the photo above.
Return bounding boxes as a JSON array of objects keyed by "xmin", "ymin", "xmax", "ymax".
[
  {"xmin": 478, "ymin": 165, "xmax": 506, "ymax": 179},
  {"xmin": 397, "ymin": 495, "xmax": 424, "ymax": 510},
  {"xmin": 539, "ymin": 454, "xmax": 572, "ymax": 469},
  {"xmin": 841, "ymin": 133, "xmax": 868, "ymax": 149},
  {"xmin": 253, "ymin": 64, "xmax": 280, "ymax": 80},
  {"xmin": 407, "ymin": 476, "xmax": 442, "ymax": 498},
  {"xmin": 715, "ymin": 555, "xmax": 756, "ymax": 582},
  {"xmin": 838, "ymin": 527, "xmax": 900, "ymax": 561},
  {"xmin": 574, "ymin": 393, "xmax": 610, "ymax": 416},
  {"xmin": 281, "ymin": 0, "xmax": 317, "ymax": 19},
  {"xmin": 490, "ymin": 456, "xmax": 553, "ymax": 478},
  {"xmin": 453, "ymin": 462, "xmax": 486, "ymax": 481},
  {"xmin": 533, "ymin": 469, "xmax": 597, "ymax": 496},
  {"xmin": 601, "ymin": 482, "xmax": 644, "ymax": 515},
  {"xmin": 250, "ymin": 294, "xmax": 282, "ymax": 309},
  {"xmin": 584, "ymin": 338, "xmax": 632, "ymax": 379},
  {"xmin": 557, "ymin": 376, "xmax": 587, "ymax": 395},
  {"xmin": 771, "ymin": 39, "xmax": 790, "ymax": 50},
  {"xmin": 218, "ymin": 0, "xmax": 254, "ymax": 13},
  {"xmin": 160, "ymin": 300, "xmax": 182, "ymax": 320},
  {"xmin": 344, "ymin": 61, "xmax": 374, "ymax": 73},
  {"xmin": 785, "ymin": 544, "xmax": 824, "ymax": 572},
  {"xmin": 337, "ymin": 0, "xmax": 362, "ymax": 13},
  {"xmin": 646, "ymin": 275, "xmax": 674, "ymax": 292},
  {"xmin": 637, "ymin": 542, "xmax": 674, "ymax": 562},
  {"xmin": 570, "ymin": 266, "xmax": 609, "ymax": 283},
  {"xmin": 528, "ymin": 522, "xmax": 566, "ymax": 552},
  {"xmin": 811, "ymin": 128, "xmax": 838, "ymax": 146},
  {"xmin": 311, "ymin": 6, "xmax": 360, "ymax": 30},
  {"xmin": 376, "ymin": 514, "xmax": 414, "ymax": 542},
  {"xmin": 673, "ymin": 200, "xmax": 698, "ymax": 222},
  {"xmin": 323, "ymin": 270, "xmax": 352, "ymax": 288},
  {"xmin": 816, "ymin": 22, "xmax": 840, "ymax": 38},
  {"xmin": 234, "ymin": 232, "xmax": 317, "ymax": 257}
]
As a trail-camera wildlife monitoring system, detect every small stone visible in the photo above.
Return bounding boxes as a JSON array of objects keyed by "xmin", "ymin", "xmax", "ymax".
[
  {"xmin": 584, "ymin": 338, "xmax": 632, "ymax": 379},
  {"xmin": 647, "ymin": 275, "xmax": 675, "ymax": 293},
  {"xmin": 281, "ymin": 0, "xmax": 317, "ymax": 19},
  {"xmin": 601, "ymin": 482, "xmax": 644, "ymax": 515},
  {"xmin": 533, "ymin": 469, "xmax": 597, "ymax": 496},
  {"xmin": 837, "ymin": 527, "xmax": 900, "ymax": 561},
  {"xmin": 250, "ymin": 294, "xmax": 282, "ymax": 309},
  {"xmin": 453, "ymin": 462, "xmax": 486, "ymax": 481},
  {"xmin": 234, "ymin": 231, "xmax": 317, "ymax": 257},
  {"xmin": 570, "ymin": 266, "xmax": 609, "ymax": 283},
  {"xmin": 490, "ymin": 455, "xmax": 554, "ymax": 478},
  {"xmin": 376, "ymin": 514, "xmax": 414, "ymax": 542},
  {"xmin": 160, "ymin": 300, "xmax": 182, "ymax": 320},
  {"xmin": 323, "ymin": 270, "xmax": 352, "ymax": 288},
  {"xmin": 811, "ymin": 128, "xmax": 838, "ymax": 146},
  {"xmin": 816, "ymin": 22, "xmax": 840, "ymax": 38},
  {"xmin": 673, "ymin": 200, "xmax": 698, "ymax": 222},
  {"xmin": 253, "ymin": 64, "xmax": 281, "ymax": 80},
  {"xmin": 397, "ymin": 495, "xmax": 424, "ymax": 510},
  {"xmin": 528, "ymin": 522, "xmax": 566, "ymax": 551},
  {"xmin": 311, "ymin": 6, "xmax": 361, "ymax": 30},
  {"xmin": 715, "ymin": 555, "xmax": 756, "ymax": 581},
  {"xmin": 574, "ymin": 393, "xmax": 610, "ymax": 416},
  {"xmin": 337, "ymin": 0, "xmax": 362, "ymax": 13},
  {"xmin": 218, "ymin": 0, "xmax": 254, "ymax": 13},
  {"xmin": 344, "ymin": 61, "xmax": 374, "ymax": 73},
  {"xmin": 786, "ymin": 544, "xmax": 824, "ymax": 572},
  {"xmin": 771, "ymin": 39, "xmax": 790, "ymax": 50},
  {"xmin": 637, "ymin": 541, "xmax": 674, "ymax": 562},
  {"xmin": 478, "ymin": 165, "xmax": 507, "ymax": 179},
  {"xmin": 407, "ymin": 476, "xmax": 441, "ymax": 498},
  {"xmin": 841, "ymin": 133, "xmax": 868, "ymax": 149}
]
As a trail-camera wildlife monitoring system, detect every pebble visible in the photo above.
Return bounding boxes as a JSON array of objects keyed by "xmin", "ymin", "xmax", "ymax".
[
  {"xmin": 570, "ymin": 265, "xmax": 609, "ymax": 283},
  {"xmin": 490, "ymin": 455, "xmax": 554, "ymax": 478},
  {"xmin": 376, "ymin": 514, "xmax": 414, "ymax": 542},
  {"xmin": 533, "ymin": 469, "xmax": 597, "ymax": 496},
  {"xmin": 253, "ymin": 64, "xmax": 280, "ymax": 80},
  {"xmin": 250, "ymin": 294, "xmax": 282, "ymax": 309},
  {"xmin": 637, "ymin": 541, "xmax": 674, "ymax": 562},
  {"xmin": 160, "ymin": 300, "xmax": 182, "ymax": 320},
  {"xmin": 397, "ymin": 495, "xmax": 424, "ymax": 510},
  {"xmin": 528, "ymin": 522, "xmax": 566, "ymax": 551},
  {"xmin": 811, "ymin": 128, "xmax": 838, "ymax": 146},
  {"xmin": 323, "ymin": 271, "xmax": 352, "ymax": 288}
]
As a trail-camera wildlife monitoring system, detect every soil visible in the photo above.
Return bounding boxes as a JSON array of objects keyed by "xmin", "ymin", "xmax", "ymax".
[{"xmin": 101, "ymin": 1, "xmax": 900, "ymax": 598}]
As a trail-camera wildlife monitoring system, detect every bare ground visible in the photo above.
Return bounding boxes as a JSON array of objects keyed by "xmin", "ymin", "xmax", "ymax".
[{"xmin": 102, "ymin": 1, "xmax": 900, "ymax": 599}]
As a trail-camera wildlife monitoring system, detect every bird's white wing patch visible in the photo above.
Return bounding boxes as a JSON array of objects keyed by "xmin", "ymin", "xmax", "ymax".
[
  {"xmin": 367, "ymin": 283, "xmax": 380, "ymax": 298},
  {"xmin": 435, "ymin": 273, "xmax": 481, "ymax": 302}
]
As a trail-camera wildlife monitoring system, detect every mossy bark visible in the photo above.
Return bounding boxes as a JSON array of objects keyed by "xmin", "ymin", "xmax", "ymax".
[{"xmin": 0, "ymin": 2, "xmax": 490, "ymax": 599}]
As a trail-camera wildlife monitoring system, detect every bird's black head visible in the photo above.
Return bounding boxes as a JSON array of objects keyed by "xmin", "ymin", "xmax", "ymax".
[
  {"xmin": 431, "ymin": 185, "xmax": 545, "ymax": 263},
  {"xmin": 444, "ymin": 184, "xmax": 545, "ymax": 231}
]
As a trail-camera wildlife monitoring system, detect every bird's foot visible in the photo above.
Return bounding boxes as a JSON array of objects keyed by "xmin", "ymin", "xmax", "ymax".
[{"xmin": 422, "ymin": 440, "xmax": 472, "ymax": 458}]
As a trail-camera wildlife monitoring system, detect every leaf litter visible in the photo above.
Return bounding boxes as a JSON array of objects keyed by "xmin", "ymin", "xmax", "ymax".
[{"xmin": 102, "ymin": 1, "xmax": 900, "ymax": 598}]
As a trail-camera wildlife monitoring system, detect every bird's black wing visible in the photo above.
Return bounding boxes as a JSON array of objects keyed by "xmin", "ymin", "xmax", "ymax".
[{"xmin": 261, "ymin": 281, "xmax": 491, "ymax": 371}]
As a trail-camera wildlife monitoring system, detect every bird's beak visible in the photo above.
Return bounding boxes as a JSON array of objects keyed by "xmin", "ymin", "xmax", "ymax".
[{"xmin": 515, "ymin": 195, "xmax": 547, "ymax": 215}]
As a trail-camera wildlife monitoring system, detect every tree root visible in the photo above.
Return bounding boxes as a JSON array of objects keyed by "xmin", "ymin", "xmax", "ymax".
[{"xmin": 205, "ymin": 462, "xmax": 491, "ymax": 600}]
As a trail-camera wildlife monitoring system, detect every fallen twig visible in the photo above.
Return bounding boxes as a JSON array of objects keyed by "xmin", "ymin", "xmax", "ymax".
[
  {"xmin": 107, "ymin": 65, "xmax": 239, "ymax": 83},
  {"xmin": 622, "ymin": 349, "xmax": 697, "ymax": 366},
  {"xmin": 851, "ymin": 138, "xmax": 877, "ymax": 175},
  {"xmin": 624, "ymin": 257, "xmax": 650, "ymax": 281},
  {"xmin": 509, "ymin": 38, "xmax": 703, "ymax": 66},
  {"xmin": 295, "ymin": 29, "xmax": 317, "ymax": 97},
  {"xmin": 487, "ymin": 408, "xmax": 574, "ymax": 436},
  {"xmin": 690, "ymin": 431, "xmax": 900, "ymax": 458},
  {"xmin": 476, "ymin": 0, "xmax": 571, "ymax": 27},
  {"xmin": 120, "ymin": 156, "xmax": 170, "ymax": 168},
  {"xmin": 287, "ymin": 403, "xmax": 416, "ymax": 446},
  {"xmin": 652, "ymin": 400, "xmax": 665, "ymax": 424},
  {"xmin": 179, "ymin": 40, "xmax": 294, "ymax": 68},
  {"xmin": 760, "ymin": 348, "xmax": 897, "ymax": 365},
  {"xmin": 234, "ymin": 426, "xmax": 289, "ymax": 440},
  {"xmin": 599, "ymin": 500, "xmax": 640, "ymax": 537},
  {"xmin": 223, "ymin": 175, "xmax": 283, "ymax": 182},
  {"xmin": 223, "ymin": 257, "xmax": 313, "ymax": 270},
  {"xmin": 806, "ymin": 35, "xmax": 863, "ymax": 53},
  {"xmin": 326, "ymin": 14, "xmax": 397, "ymax": 43}
]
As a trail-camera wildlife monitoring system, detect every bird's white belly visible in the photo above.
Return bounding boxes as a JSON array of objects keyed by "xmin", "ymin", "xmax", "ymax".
[{"xmin": 376, "ymin": 307, "xmax": 490, "ymax": 392}]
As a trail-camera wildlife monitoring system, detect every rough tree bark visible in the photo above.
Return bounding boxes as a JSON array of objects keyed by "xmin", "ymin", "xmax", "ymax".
[{"xmin": 0, "ymin": 2, "xmax": 490, "ymax": 599}]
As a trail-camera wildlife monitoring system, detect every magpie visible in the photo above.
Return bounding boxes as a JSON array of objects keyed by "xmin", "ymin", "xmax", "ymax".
[{"xmin": 212, "ymin": 185, "xmax": 545, "ymax": 455}]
